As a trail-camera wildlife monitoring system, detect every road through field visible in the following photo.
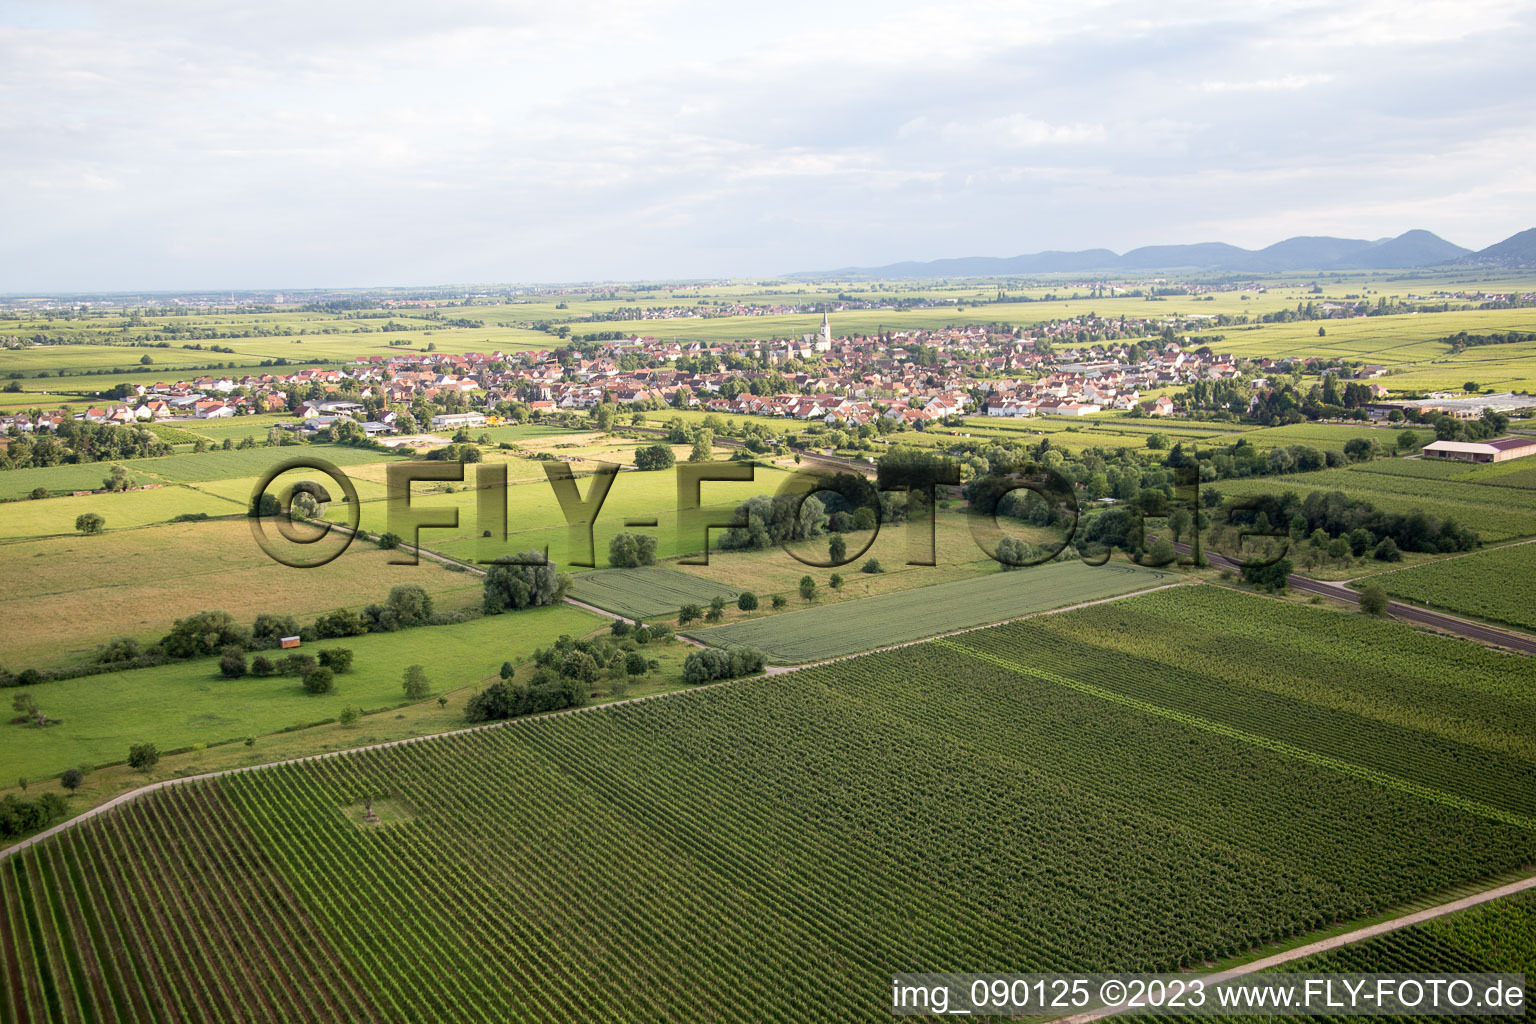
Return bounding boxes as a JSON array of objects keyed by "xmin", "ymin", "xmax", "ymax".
[{"xmin": 1054, "ymin": 873, "xmax": 1536, "ymax": 1024}]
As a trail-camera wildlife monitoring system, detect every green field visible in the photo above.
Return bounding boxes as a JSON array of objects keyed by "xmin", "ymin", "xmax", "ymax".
[
  {"xmin": 2, "ymin": 586, "xmax": 1532, "ymax": 1023},
  {"xmin": 1365, "ymin": 542, "xmax": 1536, "ymax": 632},
  {"xmin": 1214, "ymin": 461, "xmax": 1536, "ymax": 542},
  {"xmin": 686, "ymin": 560, "xmax": 1176, "ymax": 661},
  {"xmin": 0, "ymin": 602, "xmax": 603, "ymax": 781},
  {"xmin": 566, "ymin": 566, "xmax": 740, "ymax": 619}
]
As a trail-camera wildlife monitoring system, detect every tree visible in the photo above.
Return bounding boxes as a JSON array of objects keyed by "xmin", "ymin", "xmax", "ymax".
[
  {"xmin": 376, "ymin": 531, "xmax": 402, "ymax": 550},
  {"xmin": 402, "ymin": 665, "xmax": 430, "ymax": 699},
  {"xmin": 128, "ymin": 743, "xmax": 159, "ymax": 772},
  {"xmin": 559, "ymin": 650, "xmax": 601, "ymax": 684},
  {"xmin": 828, "ymin": 534, "xmax": 847, "ymax": 564},
  {"xmin": 608, "ymin": 532, "xmax": 658, "ymax": 568},
  {"xmin": 1374, "ymin": 537, "xmax": 1403, "ymax": 562},
  {"xmin": 339, "ymin": 705, "xmax": 361, "ymax": 727},
  {"xmin": 218, "ymin": 646, "xmax": 248, "ymax": 679},
  {"xmin": 689, "ymin": 428, "xmax": 714, "ymax": 462},
  {"xmin": 29, "ymin": 486, "xmax": 48, "ymax": 500},
  {"xmin": 829, "ymin": 573, "xmax": 843, "ymax": 590},
  {"xmin": 1359, "ymin": 582, "xmax": 1389, "ymax": 616},
  {"xmin": 705, "ymin": 595, "xmax": 726, "ymax": 622},
  {"xmin": 483, "ymin": 554, "xmax": 568, "ymax": 614},
  {"xmin": 633, "ymin": 444, "xmax": 676, "ymax": 471},
  {"xmin": 318, "ymin": 648, "xmax": 354, "ymax": 673},
  {"xmin": 139, "ymin": 354, "xmax": 153, "ymax": 365},
  {"xmin": 499, "ymin": 661, "xmax": 515, "ymax": 680},
  {"xmin": 102, "ymin": 464, "xmax": 134, "ymax": 492},
  {"xmin": 75, "ymin": 513, "xmax": 105, "ymax": 535},
  {"xmin": 736, "ymin": 591, "xmax": 758, "ymax": 611},
  {"xmin": 624, "ymin": 651, "xmax": 648, "ymax": 676},
  {"xmin": 1168, "ymin": 508, "xmax": 1192, "ymax": 543},
  {"xmin": 1396, "ymin": 430, "xmax": 1420, "ymax": 453},
  {"xmin": 1463, "ymin": 381, "xmax": 1480, "ymax": 393},
  {"xmin": 1327, "ymin": 536, "xmax": 1351, "ymax": 565},
  {"xmin": 250, "ymin": 655, "xmax": 275, "ymax": 677},
  {"xmin": 1145, "ymin": 433, "xmax": 1168, "ymax": 451},
  {"xmin": 678, "ymin": 603, "xmax": 702, "ymax": 625},
  {"xmin": 799, "ymin": 575, "xmax": 816, "ymax": 601},
  {"xmin": 301, "ymin": 666, "xmax": 335, "ymax": 695},
  {"xmin": 60, "ymin": 768, "xmax": 85, "ymax": 793}
]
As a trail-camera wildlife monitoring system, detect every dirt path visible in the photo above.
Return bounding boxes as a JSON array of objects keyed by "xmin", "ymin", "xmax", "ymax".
[{"xmin": 1054, "ymin": 874, "xmax": 1536, "ymax": 1024}]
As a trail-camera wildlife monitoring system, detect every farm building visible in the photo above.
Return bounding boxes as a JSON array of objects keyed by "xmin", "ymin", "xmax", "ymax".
[{"xmin": 1421, "ymin": 436, "xmax": 1536, "ymax": 463}]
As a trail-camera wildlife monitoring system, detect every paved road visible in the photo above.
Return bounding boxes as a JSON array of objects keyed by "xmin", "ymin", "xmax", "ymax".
[{"xmin": 1187, "ymin": 543, "xmax": 1536, "ymax": 655}]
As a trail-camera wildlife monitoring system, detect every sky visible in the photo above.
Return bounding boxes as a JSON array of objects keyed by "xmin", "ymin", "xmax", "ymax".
[{"xmin": 1, "ymin": 0, "xmax": 1533, "ymax": 291}]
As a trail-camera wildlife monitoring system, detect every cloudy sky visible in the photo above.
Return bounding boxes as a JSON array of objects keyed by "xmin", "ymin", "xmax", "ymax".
[{"xmin": 1, "ymin": 0, "xmax": 1533, "ymax": 291}]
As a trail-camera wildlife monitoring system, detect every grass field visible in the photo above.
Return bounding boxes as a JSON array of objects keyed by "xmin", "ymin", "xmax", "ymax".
[
  {"xmin": 566, "ymin": 566, "xmax": 740, "ymax": 619},
  {"xmin": 0, "ymin": 602, "xmax": 603, "ymax": 781},
  {"xmin": 0, "ymin": 517, "xmax": 483, "ymax": 670},
  {"xmin": 0, "ymin": 485, "xmax": 241, "ymax": 538},
  {"xmin": 1364, "ymin": 542, "xmax": 1536, "ymax": 632},
  {"xmin": 2, "ymin": 586, "xmax": 1532, "ymax": 1023},
  {"xmin": 686, "ymin": 560, "xmax": 1176, "ymax": 662}
]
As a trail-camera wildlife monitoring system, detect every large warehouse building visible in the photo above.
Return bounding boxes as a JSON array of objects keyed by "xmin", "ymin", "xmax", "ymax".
[{"xmin": 1421, "ymin": 436, "xmax": 1536, "ymax": 463}]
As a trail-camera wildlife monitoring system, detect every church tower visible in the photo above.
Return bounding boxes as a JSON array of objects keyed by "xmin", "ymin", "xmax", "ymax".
[{"xmin": 818, "ymin": 306, "xmax": 832, "ymax": 351}]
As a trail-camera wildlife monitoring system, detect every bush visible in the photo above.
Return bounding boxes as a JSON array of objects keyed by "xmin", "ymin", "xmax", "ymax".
[
  {"xmin": 403, "ymin": 665, "xmax": 430, "ymax": 699},
  {"xmin": 301, "ymin": 666, "xmax": 335, "ymax": 695},
  {"xmin": 75, "ymin": 512, "xmax": 105, "ymax": 535},
  {"xmin": 1359, "ymin": 582, "xmax": 1389, "ymax": 616},
  {"xmin": 861, "ymin": 559, "xmax": 883, "ymax": 573},
  {"xmin": 633, "ymin": 444, "xmax": 676, "ymax": 471},
  {"xmin": 250, "ymin": 655, "xmax": 275, "ymax": 677},
  {"xmin": 377, "ymin": 532, "xmax": 402, "ymax": 550},
  {"xmin": 1374, "ymin": 537, "xmax": 1403, "ymax": 562},
  {"xmin": 771, "ymin": 594, "xmax": 787, "ymax": 610},
  {"xmin": 60, "ymin": 768, "xmax": 85, "ymax": 792},
  {"xmin": 29, "ymin": 486, "xmax": 49, "ymax": 500},
  {"xmin": 483, "ymin": 554, "xmax": 568, "ymax": 614},
  {"xmin": 318, "ymin": 648, "xmax": 354, "ymax": 673},
  {"xmin": 559, "ymin": 650, "xmax": 602, "ymax": 685},
  {"xmin": 736, "ymin": 591, "xmax": 758, "ymax": 611},
  {"xmin": 610, "ymin": 618, "xmax": 631, "ymax": 637},
  {"xmin": 799, "ymin": 575, "xmax": 816, "ymax": 601},
  {"xmin": 279, "ymin": 653, "xmax": 316, "ymax": 677},
  {"xmin": 218, "ymin": 647, "xmax": 247, "ymax": 679},
  {"xmin": 829, "ymin": 573, "xmax": 843, "ymax": 590},
  {"xmin": 499, "ymin": 661, "xmax": 515, "ymax": 680},
  {"xmin": 313, "ymin": 607, "xmax": 368, "ymax": 639},
  {"xmin": 251, "ymin": 613, "xmax": 301, "ymax": 643},
  {"xmin": 338, "ymin": 706, "xmax": 361, "ymax": 727},
  {"xmin": 163, "ymin": 610, "xmax": 250, "ymax": 659},
  {"xmin": 608, "ymin": 532, "xmax": 658, "ymax": 568},
  {"xmin": 464, "ymin": 674, "xmax": 586, "ymax": 722},
  {"xmin": 127, "ymin": 743, "xmax": 159, "ymax": 772},
  {"xmin": 682, "ymin": 645, "xmax": 766, "ymax": 684}
]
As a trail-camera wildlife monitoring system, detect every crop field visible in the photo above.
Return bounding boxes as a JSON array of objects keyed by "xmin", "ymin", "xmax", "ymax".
[
  {"xmin": 0, "ymin": 518, "xmax": 483, "ymax": 670},
  {"xmin": 1365, "ymin": 542, "xmax": 1536, "ymax": 632},
  {"xmin": 1237, "ymin": 422, "xmax": 1418, "ymax": 449},
  {"xmin": 566, "ymin": 566, "xmax": 739, "ymax": 619},
  {"xmin": 1213, "ymin": 465, "xmax": 1536, "ymax": 542},
  {"xmin": 3, "ymin": 585, "xmax": 1534, "ymax": 1023},
  {"xmin": 0, "ymin": 602, "xmax": 603, "ymax": 782},
  {"xmin": 687, "ymin": 560, "xmax": 1176, "ymax": 662}
]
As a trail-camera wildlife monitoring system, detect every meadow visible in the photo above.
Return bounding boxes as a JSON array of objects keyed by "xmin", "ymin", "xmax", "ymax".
[
  {"xmin": 0, "ymin": 517, "xmax": 483, "ymax": 670},
  {"xmin": 0, "ymin": 602, "xmax": 603, "ymax": 782},
  {"xmin": 687, "ymin": 559, "xmax": 1175, "ymax": 662},
  {"xmin": 2, "ymin": 585, "xmax": 1532, "ymax": 1023}
]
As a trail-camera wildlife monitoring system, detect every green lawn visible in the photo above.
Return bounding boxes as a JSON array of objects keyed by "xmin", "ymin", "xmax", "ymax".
[
  {"xmin": 1, "ymin": 603, "xmax": 603, "ymax": 781},
  {"xmin": 686, "ymin": 560, "xmax": 1177, "ymax": 661}
]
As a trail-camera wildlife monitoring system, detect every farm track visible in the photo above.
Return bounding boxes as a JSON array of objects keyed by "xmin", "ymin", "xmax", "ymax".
[{"xmin": 1053, "ymin": 874, "xmax": 1536, "ymax": 1024}]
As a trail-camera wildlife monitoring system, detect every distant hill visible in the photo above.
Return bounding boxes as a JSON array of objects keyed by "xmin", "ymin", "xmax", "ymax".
[
  {"xmin": 1458, "ymin": 227, "xmax": 1536, "ymax": 269},
  {"xmin": 794, "ymin": 229, "xmax": 1475, "ymax": 278}
]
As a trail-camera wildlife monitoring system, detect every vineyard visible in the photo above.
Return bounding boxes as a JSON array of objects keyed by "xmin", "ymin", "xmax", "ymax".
[
  {"xmin": 3, "ymin": 587, "xmax": 1533, "ymax": 1023},
  {"xmin": 1366, "ymin": 542, "xmax": 1536, "ymax": 632},
  {"xmin": 686, "ymin": 560, "xmax": 1176, "ymax": 661},
  {"xmin": 1146, "ymin": 890, "xmax": 1536, "ymax": 1024},
  {"xmin": 566, "ymin": 566, "xmax": 740, "ymax": 619}
]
